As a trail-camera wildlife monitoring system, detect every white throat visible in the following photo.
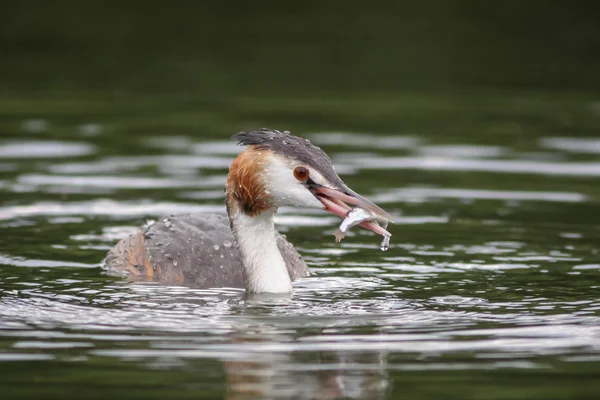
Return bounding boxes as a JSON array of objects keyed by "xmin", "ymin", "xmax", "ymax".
[{"xmin": 229, "ymin": 209, "xmax": 292, "ymax": 293}]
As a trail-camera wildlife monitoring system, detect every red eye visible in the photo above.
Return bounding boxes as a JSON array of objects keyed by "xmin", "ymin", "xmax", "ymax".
[{"xmin": 293, "ymin": 166, "xmax": 310, "ymax": 181}]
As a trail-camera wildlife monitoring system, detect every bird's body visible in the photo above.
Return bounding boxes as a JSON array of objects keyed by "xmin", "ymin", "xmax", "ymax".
[
  {"xmin": 106, "ymin": 129, "xmax": 393, "ymax": 293},
  {"xmin": 106, "ymin": 213, "xmax": 309, "ymax": 289}
]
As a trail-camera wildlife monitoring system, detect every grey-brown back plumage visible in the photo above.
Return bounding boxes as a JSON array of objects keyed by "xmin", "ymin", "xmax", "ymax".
[{"xmin": 107, "ymin": 213, "xmax": 310, "ymax": 288}]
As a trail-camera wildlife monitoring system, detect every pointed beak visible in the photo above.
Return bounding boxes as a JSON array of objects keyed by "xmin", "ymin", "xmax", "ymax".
[{"xmin": 312, "ymin": 185, "xmax": 394, "ymax": 237}]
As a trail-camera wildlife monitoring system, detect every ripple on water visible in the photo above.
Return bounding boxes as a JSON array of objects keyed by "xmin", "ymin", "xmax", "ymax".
[
  {"xmin": 0, "ymin": 141, "xmax": 96, "ymax": 158},
  {"xmin": 17, "ymin": 173, "xmax": 226, "ymax": 189},
  {"xmin": 48, "ymin": 155, "xmax": 231, "ymax": 174},
  {"xmin": 2, "ymin": 286, "xmax": 596, "ymax": 368},
  {"xmin": 417, "ymin": 144, "xmax": 507, "ymax": 158},
  {"xmin": 309, "ymin": 132, "xmax": 421, "ymax": 149},
  {"xmin": 539, "ymin": 137, "xmax": 600, "ymax": 154},
  {"xmin": 0, "ymin": 200, "xmax": 225, "ymax": 221},
  {"xmin": 335, "ymin": 154, "xmax": 600, "ymax": 176},
  {"xmin": 370, "ymin": 187, "xmax": 587, "ymax": 204},
  {"xmin": 0, "ymin": 131, "xmax": 600, "ymax": 395},
  {"xmin": 0, "ymin": 254, "xmax": 100, "ymax": 268}
]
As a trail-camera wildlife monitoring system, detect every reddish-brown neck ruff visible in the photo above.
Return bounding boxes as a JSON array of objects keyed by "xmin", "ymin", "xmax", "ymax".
[{"xmin": 226, "ymin": 146, "xmax": 274, "ymax": 217}]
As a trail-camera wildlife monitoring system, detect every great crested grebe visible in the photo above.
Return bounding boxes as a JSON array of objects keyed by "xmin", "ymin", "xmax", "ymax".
[{"xmin": 106, "ymin": 128, "xmax": 393, "ymax": 293}]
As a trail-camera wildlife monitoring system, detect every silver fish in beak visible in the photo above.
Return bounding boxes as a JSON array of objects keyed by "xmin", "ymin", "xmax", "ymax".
[{"xmin": 312, "ymin": 186, "xmax": 394, "ymax": 250}]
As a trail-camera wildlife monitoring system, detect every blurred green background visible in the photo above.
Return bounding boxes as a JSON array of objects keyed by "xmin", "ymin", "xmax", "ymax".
[
  {"xmin": 1, "ymin": 1, "xmax": 600, "ymax": 141},
  {"xmin": 3, "ymin": 1, "xmax": 600, "ymax": 92}
]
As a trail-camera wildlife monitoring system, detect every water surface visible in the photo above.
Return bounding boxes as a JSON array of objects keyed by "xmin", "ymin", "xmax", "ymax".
[{"xmin": 1, "ymin": 94, "xmax": 600, "ymax": 399}]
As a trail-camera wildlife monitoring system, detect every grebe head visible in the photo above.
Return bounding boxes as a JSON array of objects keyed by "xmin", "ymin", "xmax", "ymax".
[{"xmin": 227, "ymin": 128, "xmax": 393, "ymax": 226}]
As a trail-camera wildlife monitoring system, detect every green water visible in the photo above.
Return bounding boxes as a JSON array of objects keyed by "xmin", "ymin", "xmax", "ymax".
[{"xmin": 1, "ymin": 3, "xmax": 600, "ymax": 399}]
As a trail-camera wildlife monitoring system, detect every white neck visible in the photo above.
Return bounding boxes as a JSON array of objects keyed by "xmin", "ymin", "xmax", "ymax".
[{"xmin": 229, "ymin": 209, "xmax": 292, "ymax": 293}]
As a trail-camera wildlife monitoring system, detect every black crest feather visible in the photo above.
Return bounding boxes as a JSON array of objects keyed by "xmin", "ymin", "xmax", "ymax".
[{"xmin": 232, "ymin": 128, "xmax": 292, "ymax": 147}]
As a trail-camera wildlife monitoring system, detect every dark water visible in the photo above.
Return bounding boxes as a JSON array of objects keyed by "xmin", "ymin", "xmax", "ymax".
[
  {"xmin": 1, "ymin": 98, "xmax": 600, "ymax": 399},
  {"xmin": 1, "ymin": 3, "xmax": 600, "ymax": 399}
]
